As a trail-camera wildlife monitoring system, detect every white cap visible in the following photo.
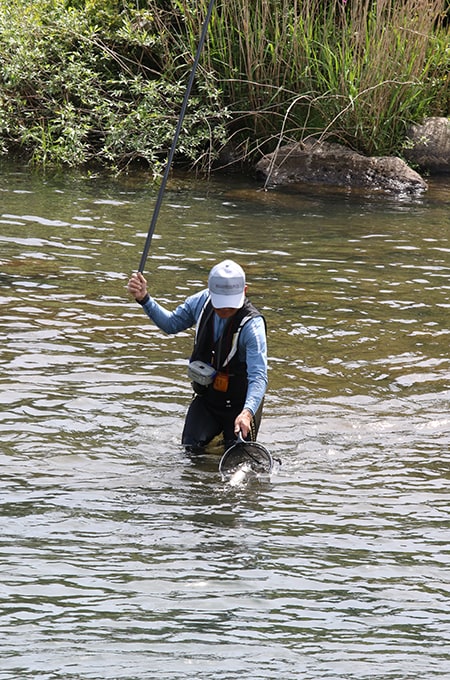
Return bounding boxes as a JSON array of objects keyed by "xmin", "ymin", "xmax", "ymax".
[{"xmin": 208, "ymin": 260, "xmax": 246, "ymax": 309}]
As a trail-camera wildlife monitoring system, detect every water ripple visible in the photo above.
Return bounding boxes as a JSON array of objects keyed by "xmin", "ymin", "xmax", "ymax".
[{"xmin": 1, "ymin": 166, "xmax": 449, "ymax": 679}]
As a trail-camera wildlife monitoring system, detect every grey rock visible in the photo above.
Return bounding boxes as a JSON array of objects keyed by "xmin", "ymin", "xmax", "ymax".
[
  {"xmin": 255, "ymin": 138, "xmax": 427, "ymax": 194},
  {"xmin": 403, "ymin": 117, "xmax": 450, "ymax": 174}
]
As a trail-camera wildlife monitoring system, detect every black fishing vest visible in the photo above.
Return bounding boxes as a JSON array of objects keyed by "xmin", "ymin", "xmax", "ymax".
[{"xmin": 190, "ymin": 297, "xmax": 264, "ymax": 408}]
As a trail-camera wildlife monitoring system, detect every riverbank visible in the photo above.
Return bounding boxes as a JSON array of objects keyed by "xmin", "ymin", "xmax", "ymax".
[{"xmin": 0, "ymin": 0, "xmax": 448, "ymax": 173}]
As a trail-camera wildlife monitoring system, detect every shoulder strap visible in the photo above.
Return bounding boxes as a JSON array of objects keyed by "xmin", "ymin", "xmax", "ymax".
[
  {"xmin": 221, "ymin": 313, "xmax": 254, "ymax": 367},
  {"xmin": 193, "ymin": 296, "xmax": 214, "ymax": 348}
]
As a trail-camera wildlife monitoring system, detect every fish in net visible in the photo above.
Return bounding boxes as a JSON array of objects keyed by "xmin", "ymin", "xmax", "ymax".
[{"xmin": 219, "ymin": 438, "xmax": 274, "ymax": 479}]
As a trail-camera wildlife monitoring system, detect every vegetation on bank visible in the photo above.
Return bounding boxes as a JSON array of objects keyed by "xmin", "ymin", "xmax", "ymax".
[{"xmin": 0, "ymin": 0, "xmax": 448, "ymax": 173}]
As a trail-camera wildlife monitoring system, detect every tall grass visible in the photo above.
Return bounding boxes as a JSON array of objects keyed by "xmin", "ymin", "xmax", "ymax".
[{"xmin": 188, "ymin": 0, "xmax": 448, "ymax": 157}]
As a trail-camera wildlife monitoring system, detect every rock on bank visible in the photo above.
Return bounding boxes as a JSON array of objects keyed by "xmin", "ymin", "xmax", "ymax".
[
  {"xmin": 402, "ymin": 117, "xmax": 450, "ymax": 175},
  {"xmin": 255, "ymin": 138, "xmax": 427, "ymax": 194}
]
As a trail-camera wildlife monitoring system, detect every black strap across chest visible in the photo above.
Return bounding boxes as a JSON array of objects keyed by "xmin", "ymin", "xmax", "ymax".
[{"xmin": 191, "ymin": 298, "xmax": 263, "ymax": 371}]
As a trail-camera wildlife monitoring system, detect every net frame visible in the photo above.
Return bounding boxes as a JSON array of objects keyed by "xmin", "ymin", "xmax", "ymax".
[{"xmin": 219, "ymin": 440, "xmax": 273, "ymax": 476}]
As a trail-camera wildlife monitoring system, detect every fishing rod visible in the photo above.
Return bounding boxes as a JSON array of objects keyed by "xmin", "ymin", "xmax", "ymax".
[{"xmin": 138, "ymin": 0, "xmax": 217, "ymax": 274}]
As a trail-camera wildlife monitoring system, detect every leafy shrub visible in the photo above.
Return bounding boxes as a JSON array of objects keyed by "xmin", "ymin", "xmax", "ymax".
[{"xmin": 0, "ymin": 0, "xmax": 228, "ymax": 171}]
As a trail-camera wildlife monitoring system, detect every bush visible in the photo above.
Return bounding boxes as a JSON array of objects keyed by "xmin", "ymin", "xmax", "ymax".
[{"xmin": 0, "ymin": 0, "xmax": 229, "ymax": 171}]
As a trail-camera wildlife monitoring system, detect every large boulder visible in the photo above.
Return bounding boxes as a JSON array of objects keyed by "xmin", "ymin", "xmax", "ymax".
[
  {"xmin": 403, "ymin": 117, "xmax": 450, "ymax": 174},
  {"xmin": 255, "ymin": 138, "xmax": 427, "ymax": 194}
]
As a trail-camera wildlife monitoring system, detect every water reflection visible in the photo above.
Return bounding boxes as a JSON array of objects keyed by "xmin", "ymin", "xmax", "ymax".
[{"xmin": 0, "ymin": 161, "xmax": 449, "ymax": 678}]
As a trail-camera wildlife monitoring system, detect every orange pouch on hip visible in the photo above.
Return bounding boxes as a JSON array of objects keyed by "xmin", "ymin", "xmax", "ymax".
[{"xmin": 213, "ymin": 372, "xmax": 229, "ymax": 392}]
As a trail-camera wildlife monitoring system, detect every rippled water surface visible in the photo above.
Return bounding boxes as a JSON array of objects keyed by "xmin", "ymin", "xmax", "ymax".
[{"xmin": 1, "ymin": 160, "xmax": 449, "ymax": 679}]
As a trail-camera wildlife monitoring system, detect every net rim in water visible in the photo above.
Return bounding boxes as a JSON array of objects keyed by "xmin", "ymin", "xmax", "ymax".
[{"xmin": 219, "ymin": 440, "xmax": 273, "ymax": 476}]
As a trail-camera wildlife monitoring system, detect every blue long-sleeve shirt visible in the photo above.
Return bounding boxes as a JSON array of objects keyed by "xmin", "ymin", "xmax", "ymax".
[{"xmin": 140, "ymin": 289, "xmax": 267, "ymax": 415}]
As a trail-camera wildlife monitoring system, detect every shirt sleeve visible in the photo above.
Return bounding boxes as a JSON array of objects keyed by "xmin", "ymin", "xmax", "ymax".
[
  {"xmin": 239, "ymin": 316, "xmax": 268, "ymax": 415},
  {"xmin": 140, "ymin": 290, "xmax": 208, "ymax": 334}
]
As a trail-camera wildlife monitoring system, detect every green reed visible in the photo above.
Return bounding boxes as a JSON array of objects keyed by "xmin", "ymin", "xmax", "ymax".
[{"xmin": 183, "ymin": 0, "xmax": 448, "ymax": 157}]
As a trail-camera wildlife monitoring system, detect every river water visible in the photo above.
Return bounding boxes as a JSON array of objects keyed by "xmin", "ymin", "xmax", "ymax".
[{"xmin": 0, "ymin": 159, "xmax": 449, "ymax": 679}]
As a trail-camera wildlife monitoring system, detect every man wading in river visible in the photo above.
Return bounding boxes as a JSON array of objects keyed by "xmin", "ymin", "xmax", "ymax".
[{"xmin": 127, "ymin": 260, "xmax": 268, "ymax": 454}]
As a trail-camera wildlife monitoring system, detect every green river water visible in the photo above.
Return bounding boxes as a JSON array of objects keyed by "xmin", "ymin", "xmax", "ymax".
[{"xmin": 0, "ymin": 159, "xmax": 449, "ymax": 679}]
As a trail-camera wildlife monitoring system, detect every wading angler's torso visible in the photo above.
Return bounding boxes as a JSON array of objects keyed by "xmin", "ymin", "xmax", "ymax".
[{"xmin": 190, "ymin": 299, "xmax": 263, "ymax": 408}]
